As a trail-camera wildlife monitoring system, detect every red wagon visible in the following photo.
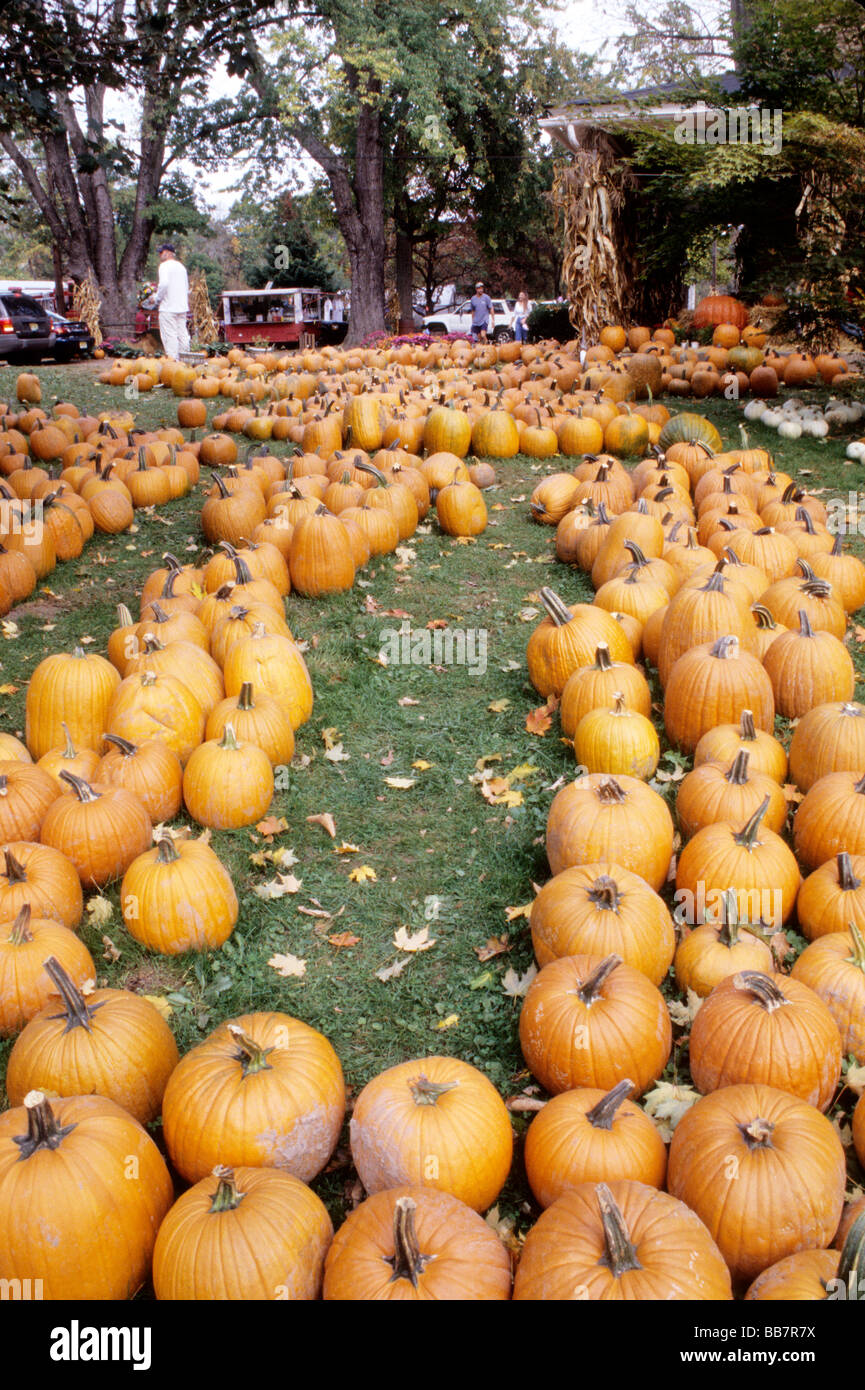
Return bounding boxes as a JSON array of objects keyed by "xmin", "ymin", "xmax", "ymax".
[{"xmin": 220, "ymin": 288, "xmax": 326, "ymax": 347}]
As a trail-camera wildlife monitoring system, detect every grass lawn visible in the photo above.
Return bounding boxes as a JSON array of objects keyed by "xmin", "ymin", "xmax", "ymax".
[{"xmin": 2, "ymin": 359, "xmax": 864, "ymax": 1233}]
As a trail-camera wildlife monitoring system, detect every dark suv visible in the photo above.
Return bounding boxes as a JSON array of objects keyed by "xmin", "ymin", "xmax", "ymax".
[
  {"xmin": 0, "ymin": 293, "xmax": 54, "ymax": 360},
  {"xmin": 47, "ymin": 311, "xmax": 94, "ymax": 361}
]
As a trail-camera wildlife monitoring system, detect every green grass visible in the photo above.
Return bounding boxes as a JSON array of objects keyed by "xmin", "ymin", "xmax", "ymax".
[{"xmin": 1, "ymin": 360, "xmax": 864, "ymax": 1234}]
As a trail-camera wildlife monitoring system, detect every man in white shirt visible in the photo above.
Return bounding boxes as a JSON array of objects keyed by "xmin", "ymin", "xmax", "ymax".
[{"xmin": 152, "ymin": 243, "xmax": 190, "ymax": 358}]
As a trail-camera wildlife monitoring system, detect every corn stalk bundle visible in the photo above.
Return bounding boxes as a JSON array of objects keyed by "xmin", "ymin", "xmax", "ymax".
[
  {"xmin": 190, "ymin": 270, "xmax": 218, "ymax": 345},
  {"xmin": 72, "ymin": 270, "xmax": 103, "ymax": 345},
  {"xmin": 552, "ymin": 132, "xmax": 637, "ymax": 343}
]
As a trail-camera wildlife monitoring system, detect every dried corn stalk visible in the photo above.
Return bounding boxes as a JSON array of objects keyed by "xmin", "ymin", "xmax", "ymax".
[
  {"xmin": 190, "ymin": 270, "xmax": 218, "ymax": 345},
  {"xmin": 552, "ymin": 132, "xmax": 638, "ymax": 343},
  {"xmin": 72, "ymin": 270, "xmax": 103, "ymax": 345}
]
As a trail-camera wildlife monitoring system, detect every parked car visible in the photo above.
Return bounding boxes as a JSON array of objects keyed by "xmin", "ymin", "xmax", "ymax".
[
  {"xmin": 0, "ymin": 291, "xmax": 54, "ymax": 361},
  {"xmin": 47, "ymin": 311, "xmax": 94, "ymax": 361},
  {"xmin": 423, "ymin": 297, "xmax": 516, "ymax": 343}
]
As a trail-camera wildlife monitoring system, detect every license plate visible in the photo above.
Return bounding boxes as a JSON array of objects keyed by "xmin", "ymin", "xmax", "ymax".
[{"xmin": 29, "ymin": 322, "xmax": 38, "ymax": 331}]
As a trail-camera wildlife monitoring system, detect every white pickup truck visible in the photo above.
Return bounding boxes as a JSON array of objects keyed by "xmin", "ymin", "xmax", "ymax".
[{"xmin": 422, "ymin": 297, "xmax": 516, "ymax": 343}]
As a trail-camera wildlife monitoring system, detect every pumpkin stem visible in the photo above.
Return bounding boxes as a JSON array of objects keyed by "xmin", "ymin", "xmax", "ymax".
[
  {"xmin": 796, "ymin": 558, "xmax": 816, "ymax": 581},
  {"xmin": 596, "ymin": 777, "xmax": 627, "ymax": 805},
  {"xmin": 58, "ymin": 771, "xmax": 101, "ymax": 804},
  {"xmin": 701, "ymin": 571, "xmax": 729, "ymax": 595},
  {"xmin": 716, "ymin": 890, "xmax": 741, "ymax": 947},
  {"xmin": 578, "ymin": 953, "xmax": 622, "ymax": 1005},
  {"xmin": 116, "ymin": 603, "xmax": 135, "ymax": 628},
  {"xmin": 846, "ymin": 920, "xmax": 865, "ymax": 971},
  {"xmin": 58, "ymin": 722, "xmax": 77, "ymax": 760},
  {"xmin": 593, "ymin": 643, "xmax": 613, "ymax": 672},
  {"xmin": 9, "ymin": 903, "xmax": 33, "ymax": 944},
  {"xmin": 409, "ymin": 1073, "xmax": 457, "ymax": 1106},
  {"xmin": 836, "ymin": 1209, "xmax": 865, "ymax": 1294},
  {"xmin": 725, "ymin": 749, "xmax": 751, "ymax": 785},
  {"xmin": 237, "ymin": 682, "xmax": 255, "ymax": 711},
  {"xmin": 102, "ymin": 733, "xmax": 138, "ymax": 757},
  {"xmin": 13, "ymin": 1091, "xmax": 77, "ymax": 1159},
  {"xmin": 751, "ymin": 604, "xmax": 777, "ymax": 632},
  {"xmin": 585, "ymin": 1079, "xmax": 634, "ymax": 1130},
  {"xmin": 733, "ymin": 969, "xmax": 788, "ymax": 1012},
  {"xmin": 4, "ymin": 848, "xmax": 27, "ymax": 883},
  {"xmin": 740, "ymin": 1116, "xmax": 775, "ymax": 1149},
  {"xmin": 837, "ymin": 852, "xmax": 862, "ymax": 893},
  {"xmin": 738, "ymin": 710, "xmax": 757, "ymax": 741},
  {"xmin": 208, "ymin": 1165, "xmax": 246, "ymax": 1213},
  {"xmin": 596, "ymin": 1183, "xmax": 643, "ymax": 1277},
  {"xmin": 733, "ymin": 796, "xmax": 770, "ymax": 849},
  {"xmin": 387, "ymin": 1196, "xmax": 431, "ymax": 1287},
  {"xmin": 227, "ymin": 1023, "xmax": 274, "ymax": 1075},
  {"xmin": 539, "ymin": 587, "xmax": 574, "ymax": 628},
  {"xmin": 708, "ymin": 634, "xmax": 739, "ymax": 661},
  {"xmin": 43, "ymin": 954, "xmax": 97, "ymax": 1031},
  {"xmin": 588, "ymin": 874, "xmax": 620, "ymax": 912},
  {"xmin": 218, "ymin": 722, "xmax": 240, "ymax": 751},
  {"xmin": 623, "ymin": 540, "xmax": 647, "ymax": 568}
]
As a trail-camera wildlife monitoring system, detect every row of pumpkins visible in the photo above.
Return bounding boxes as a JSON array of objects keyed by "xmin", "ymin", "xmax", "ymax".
[{"xmin": 498, "ymin": 408, "xmax": 865, "ymax": 1296}]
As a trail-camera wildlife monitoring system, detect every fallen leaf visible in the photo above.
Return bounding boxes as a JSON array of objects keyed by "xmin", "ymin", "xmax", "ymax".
[
  {"xmin": 504, "ymin": 903, "xmax": 533, "ymax": 923},
  {"xmin": 1, "ymin": 620, "xmax": 19, "ymax": 639},
  {"xmin": 328, "ymin": 932, "xmax": 360, "ymax": 948},
  {"xmin": 502, "ymin": 964, "xmax": 537, "ymax": 998},
  {"xmin": 380, "ymin": 749, "xmax": 395, "ymax": 766},
  {"xmin": 480, "ymin": 780, "xmax": 523, "ymax": 808},
  {"xmin": 383, "ymin": 776, "xmax": 416, "ymax": 789},
  {"xmin": 518, "ymin": 606, "xmax": 539, "ymax": 622},
  {"xmin": 642, "ymin": 1081, "xmax": 702, "ymax": 1141},
  {"xmin": 435, "ymin": 1013, "xmax": 459, "ymax": 1029},
  {"xmin": 335, "ymin": 841, "xmax": 360, "ymax": 854},
  {"xmin": 475, "ymin": 753, "xmax": 503, "ymax": 771},
  {"xmin": 393, "ymin": 925, "xmax": 435, "ymax": 952},
  {"xmin": 325, "ymin": 743, "xmax": 350, "ymax": 763},
  {"xmin": 382, "ymin": 608, "xmax": 411, "ymax": 618},
  {"xmin": 783, "ymin": 783, "xmax": 804, "ymax": 806},
  {"xmin": 256, "ymin": 815, "xmax": 288, "ymax": 837},
  {"xmin": 506, "ymin": 1096, "xmax": 546, "ymax": 1113},
  {"xmin": 306, "ymin": 812, "xmax": 337, "ymax": 838},
  {"xmin": 667, "ymin": 989, "xmax": 703, "ymax": 1029},
  {"xmin": 296, "ymin": 905, "xmax": 333, "ymax": 919},
  {"xmin": 320, "ymin": 727, "xmax": 340, "ymax": 750},
  {"xmin": 253, "ymin": 873, "xmax": 303, "ymax": 899},
  {"xmin": 86, "ymin": 896, "xmax": 113, "ymax": 927},
  {"xmin": 854, "ymin": 626, "xmax": 865, "ymax": 645},
  {"xmin": 398, "ymin": 696, "xmax": 419, "ymax": 707},
  {"xmin": 141, "ymin": 994, "xmax": 173, "ymax": 1020},
  {"xmin": 474, "ymin": 934, "xmax": 510, "ymax": 961},
  {"xmin": 487, "ymin": 698, "xmax": 511, "ymax": 713},
  {"xmin": 101, "ymin": 934, "xmax": 121, "ymax": 962},
  {"xmin": 526, "ymin": 695, "xmax": 558, "ymax": 737},
  {"xmin": 846, "ymin": 1063, "xmax": 865, "ymax": 1095},
  {"xmin": 268, "ymin": 952, "xmax": 306, "ymax": 978},
  {"xmin": 411, "ymin": 759, "xmax": 432, "ymax": 771},
  {"xmin": 0, "ymin": 683, "xmax": 18, "ymax": 695},
  {"xmin": 349, "ymin": 864, "xmax": 377, "ymax": 883},
  {"xmin": 375, "ymin": 957, "xmax": 410, "ymax": 982},
  {"xmin": 426, "ymin": 619, "xmax": 448, "ymax": 630},
  {"xmin": 507, "ymin": 763, "xmax": 539, "ymax": 783},
  {"xmin": 79, "ymin": 635, "xmax": 96, "ymax": 646}
]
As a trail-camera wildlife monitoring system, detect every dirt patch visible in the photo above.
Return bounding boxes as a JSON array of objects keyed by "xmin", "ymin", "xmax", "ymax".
[
  {"xmin": 12, "ymin": 597, "xmax": 73, "ymax": 621},
  {"xmin": 121, "ymin": 961, "xmax": 186, "ymax": 995}
]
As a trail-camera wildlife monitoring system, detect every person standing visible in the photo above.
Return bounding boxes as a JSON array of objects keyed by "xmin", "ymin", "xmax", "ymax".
[
  {"xmin": 332, "ymin": 294, "xmax": 345, "ymax": 324},
  {"xmin": 323, "ymin": 295, "xmax": 333, "ymax": 322},
  {"xmin": 152, "ymin": 243, "xmax": 190, "ymax": 359},
  {"xmin": 469, "ymin": 281, "xmax": 494, "ymax": 341},
  {"xmin": 513, "ymin": 290, "xmax": 533, "ymax": 343}
]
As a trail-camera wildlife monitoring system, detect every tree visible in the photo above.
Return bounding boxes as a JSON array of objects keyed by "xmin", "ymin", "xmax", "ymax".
[{"xmin": 0, "ymin": 0, "xmax": 278, "ymax": 333}]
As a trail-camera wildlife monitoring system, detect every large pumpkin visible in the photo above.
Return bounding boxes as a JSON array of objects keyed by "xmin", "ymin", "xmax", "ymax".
[
  {"xmin": 349, "ymin": 1056, "xmax": 512, "ymax": 1213},
  {"xmin": 121, "ymin": 834, "xmax": 238, "ymax": 955},
  {"xmin": 693, "ymin": 295, "xmax": 749, "ymax": 329},
  {"xmin": 39, "ymin": 772, "xmax": 152, "ymax": 887},
  {"xmin": 546, "ymin": 774, "xmax": 674, "ymax": 892},
  {"xmin": 0, "ymin": 1091, "xmax": 173, "ymax": 1300},
  {"xmin": 529, "ymin": 862, "xmax": 674, "ymax": 984},
  {"xmin": 25, "ymin": 647, "xmax": 120, "ymax": 759}
]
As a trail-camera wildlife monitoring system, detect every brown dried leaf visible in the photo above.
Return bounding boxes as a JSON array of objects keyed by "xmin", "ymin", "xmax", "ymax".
[{"xmin": 306, "ymin": 812, "xmax": 337, "ymax": 838}]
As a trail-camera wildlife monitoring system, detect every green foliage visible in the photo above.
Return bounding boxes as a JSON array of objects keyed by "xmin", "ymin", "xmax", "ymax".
[{"xmin": 526, "ymin": 301, "xmax": 573, "ymax": 341}]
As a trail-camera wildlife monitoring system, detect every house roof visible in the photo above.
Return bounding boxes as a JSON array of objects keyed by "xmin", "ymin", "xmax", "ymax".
[{"xmin": 540, "ymin": 71, "xmax": 749, "ymax": 151}]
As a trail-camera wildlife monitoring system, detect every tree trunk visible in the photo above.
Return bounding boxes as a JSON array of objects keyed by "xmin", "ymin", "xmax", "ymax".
[{"xmin": 395, "ymin": 228, "xmax": 416, "ymax": 332}]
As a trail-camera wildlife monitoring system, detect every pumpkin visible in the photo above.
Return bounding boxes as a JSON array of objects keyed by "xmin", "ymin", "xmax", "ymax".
[
  {"xmin": 530, "ymin": 472, "xmax": 580, "ymax": 524},
  {"xmin": 675, "ymin": 749, "xmax": 787, "ymax": 840},
  {"xmin": 693, "ymin": 295, "xmax": 749, "ymax": 329},
  {"xmin": 471, "ymin": 410, "xmax": 519, "ymax": 458},
  {"xmin": 693, "ymin": 708, "xmax": 787, "ymax": 784},
  {"xmin": 0, "ymin": 761, "xmax": 59, "ymax": 842},
  {"xmin": 182, "ymin": 723, "xmax": 274, "ymax": 829},
  {"xmin": 36, "ymin": 721, "xmax": 102, "ymax": 791},
  {"xmin": 664, "ymin": 634, "xmax": 774, "ymax": 754},
  {"xmin": 289, "ymin": 507, "xmax": 356, "ymax": 596},
  {"xmin": 153, "ymin": 1164, "xmax": 333, "ymax": 1301},
  {"xmin": 0, "ymin": 1091, "xmax": 173, "ymax": 1300},
  {"xmin": 560, "ymin": 644, "xmax": 651, "ymax": 739},
  {"xmin": 513, "ymin": 1180, "xmax": 732, "ymax": 1300},
  {"xmin": 39, "ymin": 771, "xmax": 152, "ymax": 887},
  {"xmin": 96, "ymin": 733, "xmax": 183, "ymax": 822},
  {"xmin": 423, "ymin": 404, "xmax": 472, "ymax": 457},
  {"xmin": 546, "ymin": 774, "xmax": 674, "ymax": 892},
  {"xmin": 763, "ymin": 610, "xmax": 854, "ymax": 718},
  {"xmin": 810, "ymin": 535, "xmax": 865, "ymax": 613},
  {"xmin": 524, "ymin": 1083, "xmax": 667, "ymax": 1208},
  {"xmin": 657, "ymin": 573, "xmax": 757, "ymax": 688},
  {"xmin": 0, "ymin": 842, "xmax": 83, "ymax": 929},
  {"xmin": 530, "ymin": 862, "xmax": 675, "ymax": 984},
  {"xmin": 5, "ymin": 956, "xmax": 179, "ymax": 1123},
  {"xmin": 104, "ymin": 667, "xmax": 205, "ymax": 764},
  {"xmin": 161, "ymin": 1012, "xmax": 345, "ymax": 1184},
  {"xmin": 25, "ymin": 646, "xmax": 120, "ymax": 760},
  {"xmin": 745, "ymin": 1218, "xmax": 865, "ymax": 1301},
  {"xmin": 205, "ymin": 681, "xmax": 295, "ymax": 768},
  {"xmin": 435, "ymin": 474, "xmax": 488, "ymax": 537},
  {"xmin": 791, "ymin": 924, "xmax": 865, "ymax": 1062},
  {"xmin": 759, "ymin": 567, "xmax": 846, "ymax": 639},
  {"xmin": 797, "ymin": 852, "xmax": 865, "ymax": 941},
  {"xmin": 674, "ymin": 890, "xmax": 774, "ymax": 996},
  {"xmin": 667, "ymin": 1083, "xmax": 846, "ymax": 1283},
  {"xmin": 349, "ymin": 1056, "xmax": 512, "ymax": 1213},
  {"xmin": 518, "ymin": 953, "xmax": 671, "ymax": 1096},
  {"xmin": 688, "ymin": 969, "xmax": 842, "ymax": 1111},
  {"xmin": 322, "ymin": 1188, "xmax": 511, "ymax": 1301},
  {"xmin": 573, "ymin": 692, "xmax": 659, "ymax": 781},
  {"xmin": 676, "ymin": 797, "xmax": 801, "ymax": 926},
  {"xmin": 526, "ymin": 589, "xmax": 633, "ymax": 698},
  {"xmin": 121, "ymin": 834, "xmax": 239, "ymax": 956},
  {"xmin": 0, "ymin": 906, "xmax": 96, "ymax": 1037},
  {"xmin": 788, "ymin": 701, "xmax": 865, "ymax": 792},
  {"xmin": 794, "ymin": 771, "xmax": 865, "ymax": 871},
  {"xmin": 855, "ymin": 1092, "xmax": 865, "ymax": 1170}
]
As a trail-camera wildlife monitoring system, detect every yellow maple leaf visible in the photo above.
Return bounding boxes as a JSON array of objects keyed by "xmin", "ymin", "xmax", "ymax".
[
  {"xmin": 487, "ymin": 698, "xmax": 511, "ymax": 713},
  {"xmin": 349, "ymin": 864, "xmax": 377, "ymax": 883},
  {"xmin": 141, "ymin": 994, "xmax": 173, "ymax": 1021},
  {"xmin": 411, "ymin": 759, "xmax": 432, "ymax": 771},
  {"xmin": 335, "ymin": 841, "xmax": 360, "ymax": 854},
  {"xmin": 435, "ymin": 1013, "xmax": 460, "ymax": 1029}
]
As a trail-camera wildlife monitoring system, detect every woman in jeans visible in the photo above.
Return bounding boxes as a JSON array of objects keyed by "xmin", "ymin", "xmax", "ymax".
[{"xmin": 514, "ymin": 290, "xmax": 533, "ymax": 343}]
